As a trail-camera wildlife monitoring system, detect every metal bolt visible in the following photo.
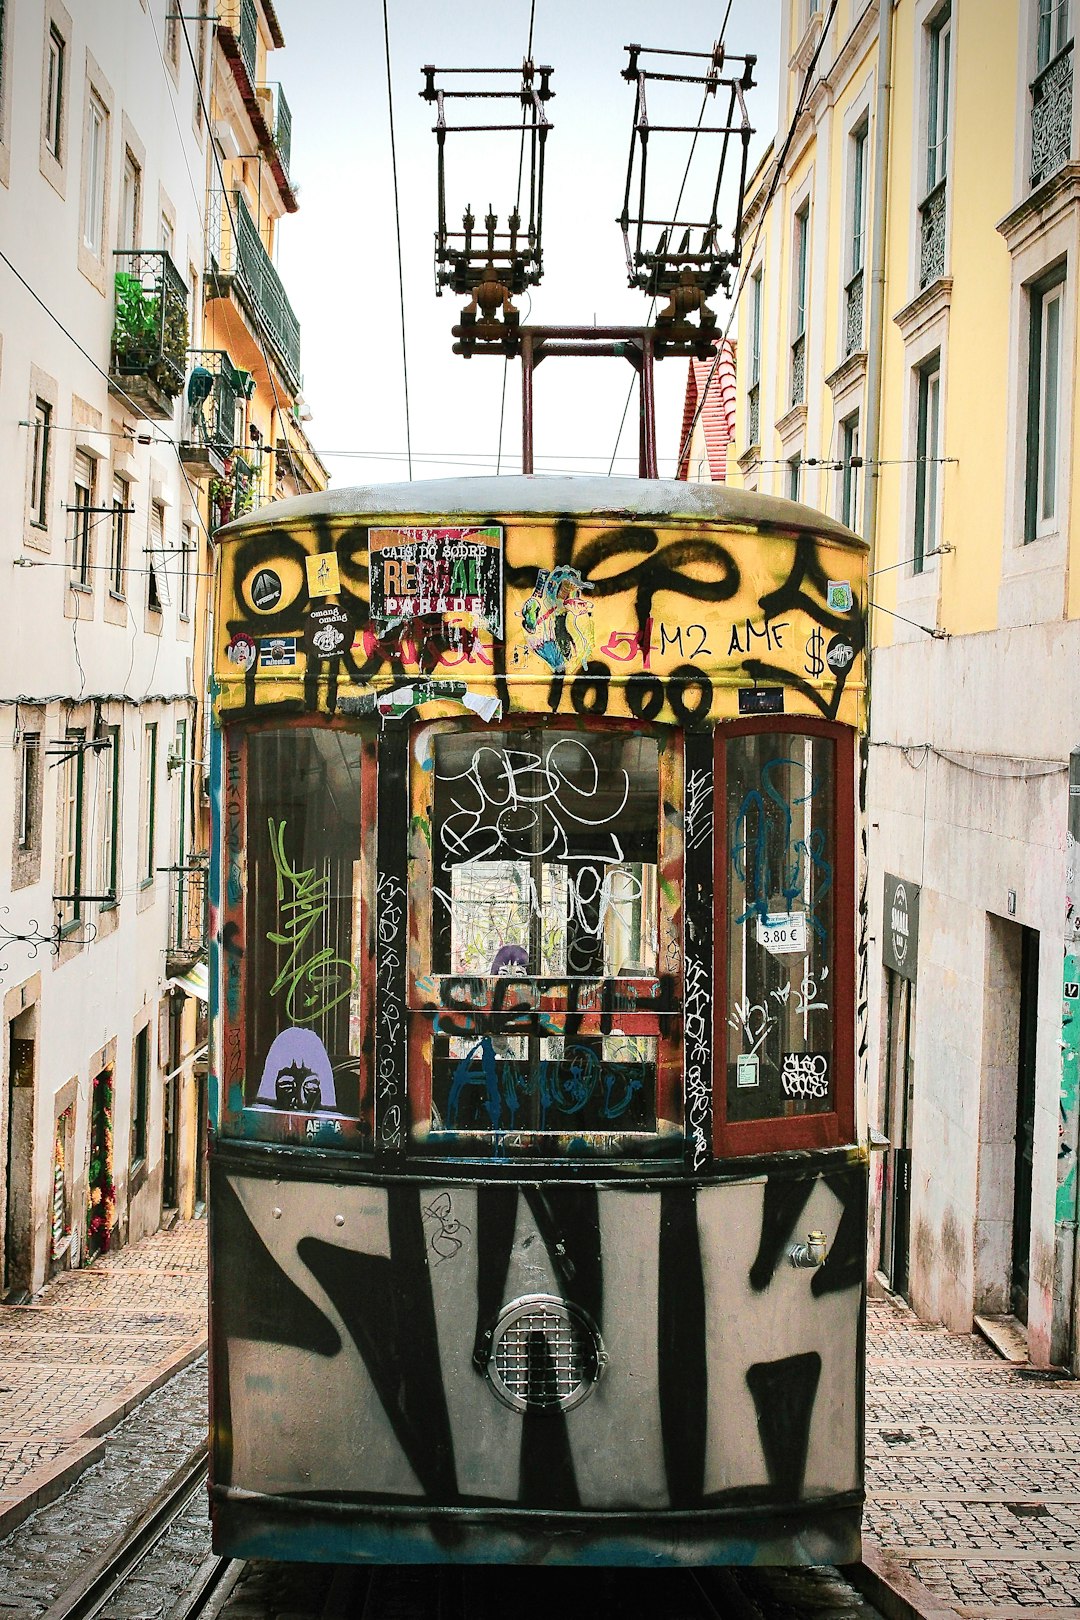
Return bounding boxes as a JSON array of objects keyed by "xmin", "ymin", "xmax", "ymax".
[{"xmin": 335, "ymin": 1214, "xmax": 345, "ymax": 1227}]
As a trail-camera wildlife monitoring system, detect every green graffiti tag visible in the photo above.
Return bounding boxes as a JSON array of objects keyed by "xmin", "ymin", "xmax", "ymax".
[{"xmin": 266, "ymin": 818, "xmax": 358, "ymax": 1021}]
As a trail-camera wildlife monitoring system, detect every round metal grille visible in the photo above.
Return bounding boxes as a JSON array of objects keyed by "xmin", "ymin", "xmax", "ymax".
[{"xmin": 486, "ymin": 1295, "xmax": 605, "ymax": 1413}]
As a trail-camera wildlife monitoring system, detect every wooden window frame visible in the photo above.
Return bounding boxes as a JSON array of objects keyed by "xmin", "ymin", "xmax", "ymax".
[{"xmin": 714, "ymin": 715, "xmax": 857, "ymax": 1158}]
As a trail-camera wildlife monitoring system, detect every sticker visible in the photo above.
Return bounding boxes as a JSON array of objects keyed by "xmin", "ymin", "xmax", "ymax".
[
  {"xmin": 826, "ymin": 633, "xmax": 856, "ymax": 674},
  {"xmin": 306, "ymin": 603, "xmax": 350, "ymax": 658},
  {"xmin": 254, "ymin": 1028, "xmax": 338, "ymax": 1112},
  {"xmin": 250, "ymin": 568, "xmax": 282, "ymax": 612},
  {"xmin": 259, "ymin": 635, "xmax": 297, "ymax": 668},
  {"xmin": 369, "ymin": 526, "xmax": 503, "ymax": 635},
  {"xmin": 755, "ymin": 911, "xmax": 808, "ymax": 955},
  {"xmin": 827, "ymin": 580, "xmax": 853, "ymax": 612},
  {"xmin": 736, "ymin": 1054, "xmax": 759, "ymax": 1089},
  {"xmin": 306, "ymin": 552, "xmax": 340, "ymax": 598},
  {"xmin": 1066, "ymin": 982, "xmax": 1080, "ymax": 1000},
  {"xmin": 520, "ymin": 565, "xmax": 595, "ymax": 676},
  {"xmin": 781, "ymin": 1051, "xmax": 830, "ymax": 1101},
  {"xmin": 738, "ymin": 687, "xmax": 784, "ymax": 715},
  {"xmin": 226, "ymin": 632, "xmax": 256, "ymax": 671}
]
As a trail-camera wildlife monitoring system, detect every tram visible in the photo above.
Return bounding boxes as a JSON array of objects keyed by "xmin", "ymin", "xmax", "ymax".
[{"xmin": 206, "ymin": 474, "xmax": 868, "ymax": 1567}]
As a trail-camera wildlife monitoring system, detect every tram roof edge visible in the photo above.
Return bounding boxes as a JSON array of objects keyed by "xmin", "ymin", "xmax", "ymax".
[{"xmin": 220, "ymin": 475, "xmax": 867, "ymax": 552}]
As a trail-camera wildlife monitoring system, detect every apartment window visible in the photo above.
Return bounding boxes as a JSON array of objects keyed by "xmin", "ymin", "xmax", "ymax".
[
  {"xmin": 788, "ymin": 453, "xmax": 802, "ymax": 501},
  {"xmin": 110, "ymin": 476, "xmax": 128, "ymax": 596},
  {"xmin": 160, "ymin": 214, "xmax": 174, "ymax": 260},
  {"xmin": 194, "ymin": 10, "xmax": 208, "ymax": 125},
  {"xmin": 850, "ymin": 122, "xmax": 868, "ymax": 276},
  {"xmin": 100, "ymin": 726, "xmax": 120, "ymax": 905},
  {"xmin": 132, "ymin": 1024, "xmax": 149, "ymax": 1165},
  {"xmin": 140, "ymin": 722, "xmax": 157, "ymax": 885},
  {"xmin": 148, "ymin": 502, "xmax": 163, "ymax": 610},
  {"xmin": 17, "ymin": 733, "xmax": 41, "ymax": 851},
  {"xmin": 747, "ymin": 268, "xmax": 762, "ymax": 443},
  {"xmin": 82, "ymin": 92, "xmax": 107, "ymax": 256},
  {"xmin": 119, "ymin": 150, "xmax": 140, "ymax": 251},
  {"xmin": 58, "ymin": 731, "xmax": 85, "ymax": 932},
  {"xmin": 178, "ymin": 523, "xmax": 193, "ymax": 620},
  {"xmin": 791, "ymin": 203, "xmax": 809, "ymax": 406},
  {"xmin": 1037, "ymin": 0, "xmax": 1071, "ymax": 69},
  {"xmin": 841, "ymin": 412, "xmax": 860, "ymax": 531},
  {"xmin": 914, "ymin": 355, "xmax": 943, "ymax": 572},
  {"xmin": 70, "ymin": 451, "xmax": 94, "ymax": 588},
  {"xmin": 165, "ymin": 4, "xmax": 180, "ymax": 66},
  {"xmin": 45, "ymin": 23, "xmax": 64, "ymax": 159},
  {"xmin": 1026, "ymin": 264, "xmax": 1066, "ymax": 540},
  {"xmin": 29, "ymin": 399, "xmax": 51, "ymax": 528},
  {"xmin": 926, "ymin": 8, "xmax": 952, "ymax": 193}
]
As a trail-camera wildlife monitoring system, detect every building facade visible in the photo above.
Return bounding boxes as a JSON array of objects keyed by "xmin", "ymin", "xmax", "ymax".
[
  {"xmin": 0, "ymin": 0, "xmax": 323, "ymax": 1295},
  {"xmin": 733, "ymin": 0, "xmax": 1080, "ymax": 1369}
]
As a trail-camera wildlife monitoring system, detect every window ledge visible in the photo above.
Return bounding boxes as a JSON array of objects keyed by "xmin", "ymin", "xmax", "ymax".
[
  {"xmin": 997, "ymin": 161, "xmax": 1080, "ymax": 254},
  {"xmin": 825, "ymin": 349, "xmax": 868, "ymax": 397},
  {"xmin": 69, "ymin": 580, "xmax": 92, "ymax": 594},
  {"xmin": 791, "ymin": 9, "xmax": 824, "ymax": 74},
  {"xmin": 108, "ymin": 589, "xmax": 126, "ymax": 602},
  {"xmin": 775, "ymin": 402, "xmax": 808, "ymax": 446},
  {"xmin": 737, "ymin": 444, "xmax": 762, "ymax": 474},
  {"xmin": 893, "ymin": 277, "xmax": 953, "ymax": 346}
]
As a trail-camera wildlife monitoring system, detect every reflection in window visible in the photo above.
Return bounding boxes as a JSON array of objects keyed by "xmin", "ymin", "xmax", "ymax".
[
  {"xmin": 725, "ymin": 732, "xmax": 835, "ymax": 1123},
  {"xmin": 246, "ymin": 730, "xmax": 364, "ymax": 1119}
]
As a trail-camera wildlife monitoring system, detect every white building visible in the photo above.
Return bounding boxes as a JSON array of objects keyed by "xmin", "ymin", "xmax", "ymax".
[{"xmin": 0, "ymin": 0, "xmax": 213, "ymax": 1291}]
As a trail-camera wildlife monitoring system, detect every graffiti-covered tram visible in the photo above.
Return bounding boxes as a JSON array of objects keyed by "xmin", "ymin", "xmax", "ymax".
[{"xmin": 207, "ymin": 476, "xmax": 868, "ymax": 1567}]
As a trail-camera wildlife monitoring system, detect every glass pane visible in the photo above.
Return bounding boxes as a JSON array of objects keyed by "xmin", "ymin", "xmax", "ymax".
[
  {"xmin": 245, "ymin": 730, "xmax": 364, "ymax": 1118},
  {"xmin": 432, "ymin": 730, "xmax": 659, "ymax": 979},
  {"xmin": 1042, "ymin": 289, "xmax": 1061, "ymax": 521},
  {"xmin": 433, "ymin": 1031, "xmax": 659, "ymax": 1135},
  {"xmin": 927, "ymin": 371, "xmax": 941, "ymax": 550},
  {"xmin": 725, "ymin": 732, "xmax": 836, "ymax": 1122}
]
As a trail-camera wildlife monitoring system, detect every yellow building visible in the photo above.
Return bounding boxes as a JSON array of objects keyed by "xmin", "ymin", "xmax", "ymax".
[{"xmin": 735, "ymin": 0, "xmax": 1080, "ymax": 1370}]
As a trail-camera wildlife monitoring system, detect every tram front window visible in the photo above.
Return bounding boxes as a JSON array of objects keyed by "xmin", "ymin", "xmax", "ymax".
[{"xmin": 414, "ymin": 725, "xmax": 678, "ymax": 1143}]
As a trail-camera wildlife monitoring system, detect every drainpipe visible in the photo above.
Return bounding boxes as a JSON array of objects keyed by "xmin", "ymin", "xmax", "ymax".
[
  {"xmin": 1056, "ymin": 748, "xmax": 1080, "ymax": 1370},
  {"xmin": 862, "ymin": 0, "xmax": 894, "ymax": 579}
]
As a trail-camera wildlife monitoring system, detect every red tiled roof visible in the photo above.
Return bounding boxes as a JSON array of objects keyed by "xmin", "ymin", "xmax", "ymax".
[{"xmin": 676, "ymin": 339, "xmax": 737, "ymax": 481}]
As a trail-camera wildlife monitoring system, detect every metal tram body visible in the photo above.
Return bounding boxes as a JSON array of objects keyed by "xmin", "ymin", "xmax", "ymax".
[{"xmin": 207, "ymin": 476, "xmax": 868, "ymax": 1568}]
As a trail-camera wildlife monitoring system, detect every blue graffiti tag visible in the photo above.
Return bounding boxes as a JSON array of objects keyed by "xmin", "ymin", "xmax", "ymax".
[
  {"xmin": 444, "ymin": 1037, "xmax": 646, "ymax": 1131},
  {"xmin": 731, "ymin": 758, "xmax": 832, "ymax": 938}
]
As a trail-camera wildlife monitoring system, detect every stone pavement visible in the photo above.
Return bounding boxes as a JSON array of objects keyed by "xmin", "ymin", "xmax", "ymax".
[
  {"xmin": 0, "ymin": 1218, "xmax": 206, "ymax": 1538},
  {"xmin": 860, "ymin": 1290, "xmax": 1080, "ymax": 1619}
]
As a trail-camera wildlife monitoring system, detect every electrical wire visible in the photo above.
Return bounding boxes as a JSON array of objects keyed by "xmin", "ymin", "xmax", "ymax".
[
  {"xmin": 675, "ymin": 0, "xmax": 840, "ymax": 475},
  {"xmin": 496, "ymin": 0, "xmax": 539, "ymax": 475},
  {"xmin": 382, "ymin": 0, "xmax": 413, "ymax": 479}
]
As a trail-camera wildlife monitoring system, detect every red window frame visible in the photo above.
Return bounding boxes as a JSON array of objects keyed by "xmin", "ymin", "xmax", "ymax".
[{"xmin": 714, "ymin": 716, "xmax": 857, "ymax": 1158}]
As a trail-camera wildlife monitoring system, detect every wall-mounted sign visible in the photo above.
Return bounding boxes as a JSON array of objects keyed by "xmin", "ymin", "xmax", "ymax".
[
  {"xmin": 883, "ymin": 873, "xmax": 920, "ymax": 982},
  {"xmin": 738, "ymin": 687, "xmax": 784, "ymax": 715},
  {"xmin": 369, "ymin": 526, "xmax": 504, "ymax": 636}
]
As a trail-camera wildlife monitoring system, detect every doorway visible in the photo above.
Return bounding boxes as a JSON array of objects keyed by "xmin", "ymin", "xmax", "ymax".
[
  {"xmin": 87, "ymin": 1068, "xmax": 114, "ymax": 1257},
  {"xmin": 879, "ymin": 969, "xmax": 915, "ymax": 1297},
  {"xmin": 4, "ymin": 1008, "xmax": 36, "ymax": 1297},
  {"xmin": 1011, "ymin": 927, "xmax": 1040, "ymax": 1323}
]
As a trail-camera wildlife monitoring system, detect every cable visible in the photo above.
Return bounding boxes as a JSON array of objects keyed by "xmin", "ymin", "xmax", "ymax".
[
  {"xmin": 382, "ymin": 0, "xmax": 413, "ymax": 480},
  {"xmin": 496, "ymin": 0, "xmax": 539, "ymax": 475},
  {"xmin": 675, "ymin": 0, "xmax": 840, "ymax": 475},
  {"xmin": 872, "ymin": 739, "xmax": 1067, "ymax": 779}
]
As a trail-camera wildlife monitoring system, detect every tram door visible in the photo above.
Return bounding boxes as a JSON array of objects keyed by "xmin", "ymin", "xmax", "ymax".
[{"xmin": 880, "ymin": 969, "xmax": 914, "ymax": 1297}]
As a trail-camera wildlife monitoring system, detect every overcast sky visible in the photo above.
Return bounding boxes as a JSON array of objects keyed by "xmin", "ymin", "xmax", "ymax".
[{"xmin": 274, "ymin": 3, "xmax": 780, "ymax": 489}]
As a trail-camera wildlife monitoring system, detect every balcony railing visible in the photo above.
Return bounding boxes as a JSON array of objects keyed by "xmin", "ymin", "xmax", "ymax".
[
  {"xmin": 791, "ymin": 333, "xmax": 806, "ymax": 408},
  {"xmin": 218, "ymin": 0, "xmax": 258, "ymax": 86},
  {"xmin": 110, "ymin": 249, "xmax": 189, "ymax": 420},
  {"xmin": 259, "ymin": 82, "xmax": 292, "ymax": 177},
  {"xmin": 167, "ymin": 858, "xmax": 207, "ymax": 971},
  {"xmin": 844, "ymin": 268, "xmax": 864, "ymax": 356},
  {"xmin": 210, "ymin": 451, "xmax": 263, "ymax": 528},
  {"xmin": 207, "ymin": 191, "xmax": 302, "ymax": 392},
  {"xmin": 918, "ymin": 178, "xmax": 947, "ymax": 289},
  {"xmin": 1031, "ymin": 40, "xmax": 1073, "ymax": 188},
  {"xmin": 183, "ymin": 350, "xmax": 241, "ymax": 453}
]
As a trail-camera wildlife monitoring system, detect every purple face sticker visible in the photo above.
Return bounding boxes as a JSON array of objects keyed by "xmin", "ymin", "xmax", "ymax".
[
  {"xmin": 490, "ymin": 944, "xmax": 528, "ymax": 976},
  {"xmin": 255, "ymin": 1028, "xmax": 337, "ymax": 1111}
]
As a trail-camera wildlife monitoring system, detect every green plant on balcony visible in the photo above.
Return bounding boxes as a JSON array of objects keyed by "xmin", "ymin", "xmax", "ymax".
[{"xmin": 112, "ymin": 270, "xmax": 190, "ymax": 398}]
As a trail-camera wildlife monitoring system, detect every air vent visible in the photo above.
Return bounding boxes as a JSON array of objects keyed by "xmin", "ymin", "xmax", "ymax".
[{"xmin": 485, "ymin": 1295, "xmax": 605, "ymax": 1414}]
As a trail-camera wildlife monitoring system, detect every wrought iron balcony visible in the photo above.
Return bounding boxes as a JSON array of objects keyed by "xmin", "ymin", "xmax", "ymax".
[
  {"xmin": 791, "ymin": 333, "xmax": 806, "ymax": 408},
  {"xmin": 747, "ymin": 381, "xmax": 760, "ymax": 447},
  {"xmin": 918, "ymin": 178, "xmax": 947, "ymax": 289},
  {"xmin": 109, "ymin": 249, "xmax": 189, "ymax": 421},
  {"xmin": 166, "ymin": 858, "xmax": 207, "ymax": 973},
  {"xmin": 206, "ymin": 191, "xmax": 302, "ymax": 393},
  {"xmin": 258, "ymin": 82, "xmax": 292, "ymax": 178},
  {"xmin": 210, "ymin": 451, "xmax": 262, "ymax": 528},
  {"xmin": 1031, "ymin": 41, "xmax": 1073, "ymax": 189},
  {"xmin": 180, "ymin": 350, "xmax": 244, "ymax": 479},
  {"xmin": 218, "ymin": 0, "xmax": 258, "ymax": 88},
  {"xmin": 844, "ymin": 268, "xmax": 864, "ymax": 356}
]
